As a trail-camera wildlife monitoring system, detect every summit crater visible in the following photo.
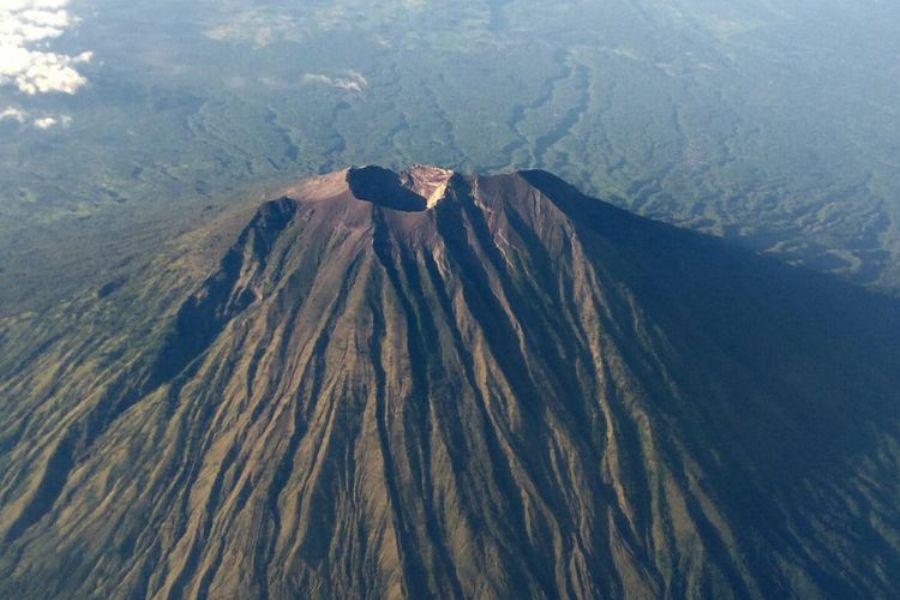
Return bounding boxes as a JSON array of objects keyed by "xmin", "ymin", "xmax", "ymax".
[{"xmin": 346, "ymin": 165, "xmax": 454, "ymax": 212}]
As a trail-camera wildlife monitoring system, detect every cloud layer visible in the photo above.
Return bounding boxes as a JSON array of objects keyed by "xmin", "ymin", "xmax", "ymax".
[
  {"xmin": 0, "ymin": 0, "xmax": 92, "ymax": 95},
  {"xmin": 301, "ymin": 71, "xmax": 368, "ymax": 93}
]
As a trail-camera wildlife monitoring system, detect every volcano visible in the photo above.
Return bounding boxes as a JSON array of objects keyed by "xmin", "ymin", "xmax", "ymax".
[{"xmin": 0, "ymin": 166, "xmax": 898, "ymax": 599}]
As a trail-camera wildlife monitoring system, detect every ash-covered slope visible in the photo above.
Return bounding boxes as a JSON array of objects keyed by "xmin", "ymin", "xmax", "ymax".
[{"xmin": 0, "ymin": 166, "xmax": 898, "ymax": 599}]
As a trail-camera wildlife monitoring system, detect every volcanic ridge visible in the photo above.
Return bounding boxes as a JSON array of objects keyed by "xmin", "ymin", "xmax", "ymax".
[{"xmin": 0, "ymin": 166, "xmax": 898, "ymax": 599}]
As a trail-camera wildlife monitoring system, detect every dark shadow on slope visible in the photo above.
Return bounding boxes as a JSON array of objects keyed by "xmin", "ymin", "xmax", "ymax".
[
  {"xmin": 519, "ymin": 168, "xmax": 900, "ymax": 456},
  {"xmin": 520, "ymin": 168, "xmax": 900, "ymax": 594},
  {"xmin": 152, "ymin": 196, "xmax": 297, "ymax": 384},
  {"xmin": 519, "ymin": 168, "xmax": 900, "ymax": 381},
  {"xmin": 347, "ymin": 166, "xmax": 428, "ymax": 212}
]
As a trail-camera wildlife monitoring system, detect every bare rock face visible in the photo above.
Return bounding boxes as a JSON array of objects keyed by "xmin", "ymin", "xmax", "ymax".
[
  {"xmin": 401, "ymin": 165, "xmax": 454, "ymax": 208},
  {"xmin": 0, "ymin": 167, "xmax": 898, "ymax": 599}
]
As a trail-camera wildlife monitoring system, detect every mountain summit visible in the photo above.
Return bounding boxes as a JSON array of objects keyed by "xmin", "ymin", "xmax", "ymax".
[
  {"xmin": 345, "ymin": 165, "xmax": 453, "ymax": 212},
  {"xmin": 0, "ymin": 167, "xmax": 898, "ymax": 599}
]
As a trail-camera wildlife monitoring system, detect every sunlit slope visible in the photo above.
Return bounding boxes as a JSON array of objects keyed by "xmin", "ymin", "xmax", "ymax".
[{"xmin": 1, "ymin": 167, "xmax": 898, "ymax": 599}]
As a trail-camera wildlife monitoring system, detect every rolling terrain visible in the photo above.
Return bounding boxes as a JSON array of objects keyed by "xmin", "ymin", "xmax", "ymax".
[{"xmin": 0, "ymin": 166, "xmax": 898, "ymax": 598}]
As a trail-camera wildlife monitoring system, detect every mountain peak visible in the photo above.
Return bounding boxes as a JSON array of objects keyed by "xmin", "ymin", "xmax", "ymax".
[
  {"xmin": 346, "ymin": 164, "xmax": 453, "ymax": 211},
  {"xmin": 2, "ymin": 167, "xmax": 898, "ymax": 599}
]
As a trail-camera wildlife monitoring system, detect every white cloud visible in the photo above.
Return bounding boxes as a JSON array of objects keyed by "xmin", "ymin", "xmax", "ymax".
[
  {"xmin": 301, "ymin": 71, "xmax": 368, "ymax": 93},
  {"xmin": 0, "ymin": 0, "xmax": 92, "ymax": 95},
  {"xmin": 0, "ymin": 106, "xmax": 27, "ymax": 122},
  {"xmin": 33, "ymin": 113, "xmax": 72, "ymax": 128},
  {"xmin": 33, "ymin": 115, "xmax": 58, "ymax": 128},
  {"xmin": 0, "ymin": 106, "xmax": 72, "ymax": 128}
]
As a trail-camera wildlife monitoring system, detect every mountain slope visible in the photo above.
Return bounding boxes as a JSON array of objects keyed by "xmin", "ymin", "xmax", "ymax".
[{"xmin": 0, "ymin": 166, "xmax": 898, "ymax": 599}]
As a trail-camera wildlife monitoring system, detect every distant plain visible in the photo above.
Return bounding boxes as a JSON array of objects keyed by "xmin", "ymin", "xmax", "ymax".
[{"xmin": 3, "ymin": 0, "xmax": 900, "ymax": 310}]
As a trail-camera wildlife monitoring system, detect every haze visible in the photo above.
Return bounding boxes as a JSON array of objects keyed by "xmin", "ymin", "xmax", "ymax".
[{"xmin": 3, "ymin": 0, "xmax": 900, "ymax": 310}]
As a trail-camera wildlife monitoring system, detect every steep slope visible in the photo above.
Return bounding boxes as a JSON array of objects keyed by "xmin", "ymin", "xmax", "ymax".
[{"xmin": 0, "ymin": 166, "xmax": 898, "ymax": 599}]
